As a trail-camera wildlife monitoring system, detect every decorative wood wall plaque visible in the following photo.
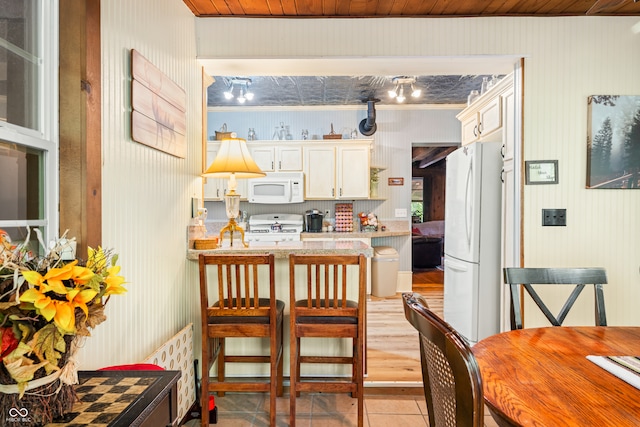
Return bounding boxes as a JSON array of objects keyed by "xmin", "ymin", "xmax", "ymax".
[{"xmin": 131, "ymin": 49, "xmax": 186, "ymax": 158}]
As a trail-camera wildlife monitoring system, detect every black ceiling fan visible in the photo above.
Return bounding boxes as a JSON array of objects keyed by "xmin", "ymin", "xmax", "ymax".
[{"xmin": 587, "ymin": 0, "xmax": 639, "ymax": 15}]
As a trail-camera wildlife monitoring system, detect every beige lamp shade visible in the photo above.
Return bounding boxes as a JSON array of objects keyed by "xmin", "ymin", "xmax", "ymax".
[{"xmin": 203, "ymin": 138, "xmax": 266, "ymax": 179}]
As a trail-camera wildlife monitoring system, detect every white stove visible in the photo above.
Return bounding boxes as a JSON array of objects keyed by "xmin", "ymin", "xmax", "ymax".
[{"xmin": 245, "ymin": 214, "xmax": 303, "ymax": 242}]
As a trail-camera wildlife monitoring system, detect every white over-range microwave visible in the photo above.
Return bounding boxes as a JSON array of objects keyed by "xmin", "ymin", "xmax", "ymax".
[{"xmin": 247, "ymin": 172, "xmax": 304, "ymax": 204}]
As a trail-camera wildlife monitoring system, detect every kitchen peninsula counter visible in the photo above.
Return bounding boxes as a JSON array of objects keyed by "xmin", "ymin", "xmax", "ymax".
[{"xmin": 187, "ymin": 240, "xmax": 373, "ymax": 260}]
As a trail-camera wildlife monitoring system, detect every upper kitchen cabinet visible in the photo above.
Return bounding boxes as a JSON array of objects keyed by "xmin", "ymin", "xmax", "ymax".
[
  {"xmin": 304, "ymin": 140, "xmax": 372, "ymax": 200},
  {"xmin": 304, "ymin": 146, "xmax": 335, "ymax": 199},
  {"xmin": 249, "ymin": 142, "xmax": 303, "ymax": 172},
  {"xmin": 457, "ymin": 73, "xmax": 514, "ymax": 145}
]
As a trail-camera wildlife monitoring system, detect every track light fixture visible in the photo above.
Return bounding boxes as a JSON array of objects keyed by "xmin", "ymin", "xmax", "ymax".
[
  {"xmin": 223, "ymin": 77, "xmax": 254, "ymax": 104},
  {"xmin": 388, "ymin": 76, "xmax": 421, "ymax": 103}
]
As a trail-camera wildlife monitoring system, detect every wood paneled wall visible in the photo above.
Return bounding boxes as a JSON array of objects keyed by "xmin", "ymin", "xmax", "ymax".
[{"xmin": 74, "ymin": 0, "xmax": 203, "ymax": 371}]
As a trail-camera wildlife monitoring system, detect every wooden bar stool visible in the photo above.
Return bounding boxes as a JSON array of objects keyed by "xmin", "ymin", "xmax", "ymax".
[
  {"xmin": 288, "ymin": 254, "xmax": 366, "ymax": 427},
  {"xmin": 198, "ymin": 254, "xmax": 284, "ymax": 427}
]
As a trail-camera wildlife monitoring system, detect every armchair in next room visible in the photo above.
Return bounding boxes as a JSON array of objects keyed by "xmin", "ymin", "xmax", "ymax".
[{"xmin": 412, "ymin": 220, "xmax": 444, "ymax": 269}]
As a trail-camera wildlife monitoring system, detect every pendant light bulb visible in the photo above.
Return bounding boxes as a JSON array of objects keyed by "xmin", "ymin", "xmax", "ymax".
[
  {"xmin": 411, "ymin": 83, "xmax": 421, "ymax": 98},
  {"xmin": 223, "ymin": 85, "xmax": 234, "ymax": 100},
  {"xmin": 237, "ymin": 87, "xmax": 246, "ymax": 103},
  {"xmin": 245, "ymin": 86, "xmax": 254, "ymax": 101},
  {"xmin": 388, "ymin": 83, "xmax": 399, "ymax": 99},
  {"xmin": 396, "ymin": 85, "xmax": 406, "ymax": 103}
]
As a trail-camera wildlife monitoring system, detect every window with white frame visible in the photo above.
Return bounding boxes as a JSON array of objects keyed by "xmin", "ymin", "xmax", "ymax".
[{"xmin": 0, "ymin": 0, "xmax": 58, "ymax": 251}]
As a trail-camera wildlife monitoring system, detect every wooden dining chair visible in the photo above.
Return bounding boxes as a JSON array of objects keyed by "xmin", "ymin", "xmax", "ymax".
[
  {"xmin": 289, "ymin": 254, "xmax": 366, "ymax": 427},
  {"xmin": 504, "ymin": 267, "xmax": 608, "ymax": 330},
  {"xmin": 402, "ymin": 292, "xmax": 484, "ymax": 427},
  {"xmin": 198, "ymin": 253, "xmax": 284, "ymax": 427}
]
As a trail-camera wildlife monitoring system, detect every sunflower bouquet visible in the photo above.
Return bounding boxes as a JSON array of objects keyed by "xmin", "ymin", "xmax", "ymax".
[{"xmin": 0, "ymin": 228, "xmax": 126, "ymax": 424}]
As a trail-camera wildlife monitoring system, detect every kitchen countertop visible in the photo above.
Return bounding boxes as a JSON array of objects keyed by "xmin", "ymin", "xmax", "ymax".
[
  {"xmin": 201, "ymin": 220, "xmax": 410, "ymax": 240},
  {"xmin": 187, "ymin": 240, "xmax": 374, "ymax": 260},
  {"xmin": 302, "ymin": 220, "xmax": 410, "ymax": 238},
  {"xmin": 301, "ymin": 229, "xmax": 410, "ymax": 238}
]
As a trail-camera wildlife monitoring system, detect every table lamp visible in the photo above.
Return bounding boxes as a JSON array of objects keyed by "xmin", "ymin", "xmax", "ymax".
[{"xmin": 203, "ymin": 138, "xmax": 265, "ymax": 247}]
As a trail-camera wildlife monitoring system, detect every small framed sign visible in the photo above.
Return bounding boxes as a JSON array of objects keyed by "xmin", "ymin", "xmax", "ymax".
[
  {"xmin": 388, "ymin": 177, "xmax": 404, "ymax": 186},
  {"xmin": 525, "ymin": 160, "xmax": 558, "ymax": 185}
]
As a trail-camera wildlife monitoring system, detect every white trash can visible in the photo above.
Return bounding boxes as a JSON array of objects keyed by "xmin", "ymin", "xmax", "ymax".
[{"xmin": 371, "ymin": 246, "xmax": 399, "ymax": 297}]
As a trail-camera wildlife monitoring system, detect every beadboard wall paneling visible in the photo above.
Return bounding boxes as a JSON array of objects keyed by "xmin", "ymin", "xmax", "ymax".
[
  {"xmin": 75, "ymin": 0, "xmax": 202, "ymax": 370},
  {"xmin": 205, "ymin": 106, "xmax": 461, "ymax": 270},
  {"xmin": 197, "ymin": 16, "xmax": 640, "ymax": 326}
]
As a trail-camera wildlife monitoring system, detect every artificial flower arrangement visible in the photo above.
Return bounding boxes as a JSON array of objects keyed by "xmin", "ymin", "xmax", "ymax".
[{"xmin": 0, "ymin": 228, "xmax": 127, "ymax": 400}]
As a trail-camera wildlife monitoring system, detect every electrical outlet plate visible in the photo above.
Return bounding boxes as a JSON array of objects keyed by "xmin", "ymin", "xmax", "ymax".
[
  {"xmin": 395, "ymin": 208, "xmax": 408, "ymax": 218},
  {"xmin": 542, "ymin": 209, "xmax": 566, "ymax": 226}
]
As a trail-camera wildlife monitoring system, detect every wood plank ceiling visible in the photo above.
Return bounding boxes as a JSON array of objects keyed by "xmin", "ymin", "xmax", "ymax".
[{"xmin": 183, "ymin": 0, "xmax": 640, "ymax": 17}]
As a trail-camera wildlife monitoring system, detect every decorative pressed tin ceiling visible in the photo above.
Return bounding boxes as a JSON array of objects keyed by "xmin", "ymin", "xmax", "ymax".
[{"xmin": 207, "ymin": 75, "xmax": 496, "ymax": 107}]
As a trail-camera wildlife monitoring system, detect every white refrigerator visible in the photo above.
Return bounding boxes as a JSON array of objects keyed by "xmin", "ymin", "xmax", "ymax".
[{"xmin": 443, "ymin": 141, "xmax": 502, "ymax": 344}]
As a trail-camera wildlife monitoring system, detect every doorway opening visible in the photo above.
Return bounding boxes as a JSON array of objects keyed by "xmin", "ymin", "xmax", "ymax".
[
  {"xmin": 201, "ymin": 56, "xmax": 522, "ymax": 386},
  {"xmin": 410, "ymin": 144, "xmax": 457, "ymax": 275}
]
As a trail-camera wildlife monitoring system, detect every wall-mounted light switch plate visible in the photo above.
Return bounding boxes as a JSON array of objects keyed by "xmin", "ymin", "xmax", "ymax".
[
  {"xmin": 542, "ymin": 208, "xmax": 566, "ymax": 226},
  {"xmin": 395, "ymin": 208, "xmax": 408, "ymax": 218}
]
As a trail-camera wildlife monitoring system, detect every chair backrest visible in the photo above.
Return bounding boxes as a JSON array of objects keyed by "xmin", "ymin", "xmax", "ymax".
[
  {"xmin": 198, "ymin": 253, "xmax": 276, "ymax": 320},
  {"xmin": 504, "ymin": 267, "xmax": 607, "ymax": 330},
  {"xmin": 402, "ymin": 292, "xmax": 484, "ymax": 427},
  {"xmin": 289, "ymin": 254, "xmax": 366, "ymax": 321}
]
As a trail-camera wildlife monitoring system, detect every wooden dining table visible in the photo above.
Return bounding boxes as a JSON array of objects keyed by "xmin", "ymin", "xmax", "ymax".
[{"xmin": 472, "ymin": 326, "xmax": 640, "ymax": 426}]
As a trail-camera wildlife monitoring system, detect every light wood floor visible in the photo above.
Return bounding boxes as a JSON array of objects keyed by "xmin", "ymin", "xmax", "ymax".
[{"xmin": 366, "ymin": 269, "xmax": 443, "ymax": 383}]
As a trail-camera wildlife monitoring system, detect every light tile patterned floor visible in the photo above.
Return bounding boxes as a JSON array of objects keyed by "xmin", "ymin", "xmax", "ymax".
[{"xmin": 191, "ymin": 392, "xmax": 499, "ymax": 426}]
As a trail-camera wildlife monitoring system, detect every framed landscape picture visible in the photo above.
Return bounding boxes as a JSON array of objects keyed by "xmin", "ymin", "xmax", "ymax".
[{"xmin": 587, "ymin": 95, "xmax": 640, "ymax": 189}]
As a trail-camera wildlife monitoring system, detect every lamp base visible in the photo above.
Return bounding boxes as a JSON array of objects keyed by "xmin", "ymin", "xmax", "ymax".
[{"xmin": 218, "ymin": 218, "xmax": 248, "ymax": 248}]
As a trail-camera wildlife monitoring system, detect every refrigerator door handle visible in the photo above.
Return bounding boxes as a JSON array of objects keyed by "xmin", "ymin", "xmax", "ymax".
[
  {"xmin": 464, "ymin": 160, "xmax": 473, "ymax": 249},
  {"xmin": 445, "ymin": 257, "xmax": 470, "ymax": 273}
]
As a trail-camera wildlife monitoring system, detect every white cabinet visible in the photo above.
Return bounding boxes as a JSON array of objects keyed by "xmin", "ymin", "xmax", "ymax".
[
  {"xmin": 337, "ymin": 145, "xmax": 370, "ymax": 198},
  {"xmin": 458, "ymin": 74, "xmax": 513, "ymax": 145},
  {"xmin": 204, "ymin": 143, "xmax": 224, "ymax": 200},
  {"xmin": 206, "ymin": 139, "xmax": 371, "ymax": 201},
  {"xmin": 204, "ymin": 142, "xmax": 247, "ymax": 200},
  {"xmin": 501, "ymin": 87, "xmax": 515, "ymax": 162},
  {"xmin": 249, "ymin": 143, "xmax": 303, "ymax": 172},
  {"xmin": 304, "ymin": 141, "xmax": 371, "ymax": 200},
  {"xmin": 304, "ymin": 146, "xmax": 336, "ymax": 199},
  {"xmin": 457, "ymin": 72, "xmax": 519, "ymax": 333}
]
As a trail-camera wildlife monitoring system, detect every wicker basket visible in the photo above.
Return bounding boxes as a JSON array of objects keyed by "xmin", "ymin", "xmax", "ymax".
[
  {"xmin": 195, "ymin": 238, "xmax": 219, "ymax": 250},
  {"xmin": 0, "ymin": 335, "xmax": 78, "ymax": 426},
  {"xmin": 323, "ymin": 123, "xmax": 342, "ymax": 140},
  {"xmin": 215, "ymin": 131, "xmax": 234, "ymax": 140}
]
